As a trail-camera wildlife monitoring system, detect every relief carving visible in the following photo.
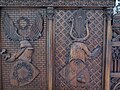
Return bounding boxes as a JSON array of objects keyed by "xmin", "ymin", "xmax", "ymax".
[
  {"xmin": 1, "ymin": 12, "xmax": 44, "ymax": 86},
  {"xmin": 60, "ymin": 9, "xmax": 101, "ymax": 89},
  {"xmin": 113, "ymin": 82, "xmax": 120, "ymax": 90},
  {"xmin": 113, "ymin": 28, "xmax": 120, "ymax": 42}
]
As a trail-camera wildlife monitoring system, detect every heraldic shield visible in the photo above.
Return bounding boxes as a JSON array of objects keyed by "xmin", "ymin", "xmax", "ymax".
[
  {"xmin": 10, "ymin": 60, "xmax": 39, "ymax": 86},
  {"xmin": 1, "ymin": 11, "xmax": 44, "ymax": 86},
  {"xmin": 60, "ymin": 59, "xmax": 90, "ymax": 88},
  {"xmin": 59, "ymin": 9, "xmax": 101, "ymax": 89}
]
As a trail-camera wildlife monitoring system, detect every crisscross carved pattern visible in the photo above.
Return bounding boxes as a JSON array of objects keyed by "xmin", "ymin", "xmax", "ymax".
[{"xmin": 55, "ymin": 9, "xmax": 103, "ymax": 90}]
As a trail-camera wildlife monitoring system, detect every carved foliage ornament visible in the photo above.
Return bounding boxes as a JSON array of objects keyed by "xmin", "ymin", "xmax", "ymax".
[{"xmin": 2, "ymin": 12, "xmax": 44, "ymax": 86}]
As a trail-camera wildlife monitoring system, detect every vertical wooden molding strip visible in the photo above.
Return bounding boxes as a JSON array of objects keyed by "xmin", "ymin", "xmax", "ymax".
[
  {"xmin": 0, "ymin": 9, "xmax": 2, "ymax": 90},
  {"xmin": 0, "ymin": 54, "xmax": 1, "ymax": 90},
  {"xmin": 47, "ymin": 7, "xmax": 54, "ymax": 90},
  {"xmin": 102, "ymin": 9, "xmax": 107, "ymax": 90},
  {"xmin": 105, "ymin": 9, "xmax": 112, "ymax": 90},
  {"xmin": 0, "ymin": 56, "xmax": 2, "ymax": 90}
]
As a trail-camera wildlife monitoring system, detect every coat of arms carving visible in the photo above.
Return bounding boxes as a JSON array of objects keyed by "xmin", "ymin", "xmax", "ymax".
[
  {"xmin": 1, "ymin": 12, "xmax": 44, "ymax": 86},
  {"xmin": 60, "ymin": 9, "xmax": 101, "ymax": 89}
]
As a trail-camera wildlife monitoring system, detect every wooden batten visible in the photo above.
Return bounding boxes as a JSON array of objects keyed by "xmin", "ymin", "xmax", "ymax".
[{"xmin": 104, "ymin": 12, "xmax": 112, "ymax": 90}]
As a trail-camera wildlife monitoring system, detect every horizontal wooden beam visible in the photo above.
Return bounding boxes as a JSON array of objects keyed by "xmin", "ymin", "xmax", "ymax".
[
  {"xmin": 112, "ymin": 42, "xmax": 120, "ymax": 46},
  {"xmin": 111, "ymin": 73, "xmax": 120, "ymax": 77},
  {"xmin": 0, "ymin": 1, "xmax": 114, "ymax": 8},
  {"xmin": 112, "ymin": 24, "xmax": 120, "ymax": 28}
]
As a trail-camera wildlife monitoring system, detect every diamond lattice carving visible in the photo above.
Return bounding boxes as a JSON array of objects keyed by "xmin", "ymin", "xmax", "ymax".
[{"xmin": 55, "ymin": 9, "xmax": 103, "ymax": 90}]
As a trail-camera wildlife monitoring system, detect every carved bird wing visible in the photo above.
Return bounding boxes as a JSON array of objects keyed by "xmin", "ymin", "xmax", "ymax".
[
  {"xmin": 3, "ymin": 12, "xmax": 21, "ymax": 41},
  {"xmin": 28, "ymin": 12, "xmax": 44, "ymax": 41}
]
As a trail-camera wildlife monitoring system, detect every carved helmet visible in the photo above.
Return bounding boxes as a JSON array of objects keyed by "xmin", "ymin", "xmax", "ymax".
[{"xmin": 20, "ymin": 40, "xmax": 33, "ymax": 48}]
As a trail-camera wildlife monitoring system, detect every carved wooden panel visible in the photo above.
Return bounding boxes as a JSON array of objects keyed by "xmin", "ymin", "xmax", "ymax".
[
  {"xmin": 110, "ymin": 14, "xmax": 120, "ymax": 90},
  {"xmin": 54, "ymin": 9, "xmax": 104, "ymax": 90},
  {"xmin": 0, "ymin": 8, "xmax": 47, "ymax": 90}
]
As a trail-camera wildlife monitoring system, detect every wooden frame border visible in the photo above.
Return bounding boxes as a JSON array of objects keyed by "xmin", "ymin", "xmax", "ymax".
[
  {"xmin": 47, "ymin": 7, "xmax": 55, "ymax": 90},
  {"xmin": 102, "ymin": 8, "xmax": 108, "ymax": 90},
  {"xmin": 0, "ymin": 5, "xmax": 113, "ymax": 90},
  {"xmin": 0, "ymin": 8, "xmax": 3, "ymax": 90},
  {"xmin": 104, "ymin": 8, "xmax": 112, "ymax": 90},
  {"xmin": 51, "ymin": 7, "xmax": 112, "ymax": 90}
]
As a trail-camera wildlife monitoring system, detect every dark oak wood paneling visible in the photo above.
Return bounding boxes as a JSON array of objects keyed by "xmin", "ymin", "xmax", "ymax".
[{"xmin": 0, "ymin": 1, "xmax": 115, "ymax": 90}]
